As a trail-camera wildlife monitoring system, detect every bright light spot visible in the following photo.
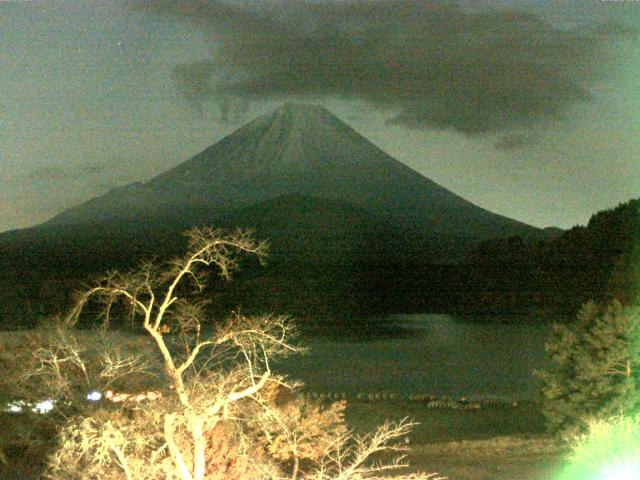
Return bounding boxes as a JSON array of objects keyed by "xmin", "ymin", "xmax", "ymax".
[
  {"xmin": 6, "ymin": 402, "xmax": 23, "ymax": 413},
  {"xmin": 32, "ymin": 399, "xmax": 55, "ymax": 414},
  {"xmin": 598, "ymin": 458, "xmax": 640, "ymax": 480},
  {"xmin": 4, "ymin": 400, "xmax": 29, "ymax": 413},
  {"xmin": 86, "ymin": 390, "xmax": 102, "ymax": 402},
  {"xmin": 557, "ymin": 415, "xmax": 640, "ymax": 480}
]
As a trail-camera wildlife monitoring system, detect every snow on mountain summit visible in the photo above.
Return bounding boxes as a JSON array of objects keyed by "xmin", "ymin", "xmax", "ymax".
[{"xmin": 46, "ymin": 103, "xmax": 539, "ymax": 243}]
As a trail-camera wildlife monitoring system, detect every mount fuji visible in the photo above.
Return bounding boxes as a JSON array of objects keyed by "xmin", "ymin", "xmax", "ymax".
[
  {"xmin": 45, "ymin": 103, "xmax": 539, "ymax": 246},
  {"xmin": 0, "ymin": 104, "xmax": 549, "ymax": 321}
]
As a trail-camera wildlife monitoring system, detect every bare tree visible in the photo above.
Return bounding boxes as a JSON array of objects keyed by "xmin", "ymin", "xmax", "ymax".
[{"xmin": 15, "ymin": 227, "xmax": 442, "ymax": 480}]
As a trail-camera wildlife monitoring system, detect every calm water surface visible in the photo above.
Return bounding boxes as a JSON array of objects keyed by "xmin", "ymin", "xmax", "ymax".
[{"xmin": 275, "ymin": 314, "xmax": 560, "ymax": 401}]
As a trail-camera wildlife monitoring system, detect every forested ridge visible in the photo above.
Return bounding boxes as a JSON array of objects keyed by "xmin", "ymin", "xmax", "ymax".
[
  {"xmin": 0, "ymin": 199, "xmax": 637, "ymax": 326},
  {"xmin": 462, "ymin": 198, "xmax": 640, "ymax": 314}
]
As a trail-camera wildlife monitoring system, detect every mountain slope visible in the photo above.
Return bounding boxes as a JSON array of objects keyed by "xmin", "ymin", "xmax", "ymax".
[
  {"xmin": 0, "ymin": 194, "xmax": 412, "ymax": 322},
  {"xmin": 46, "ymin": 103, "xmax": 539, "ymax": 245},
  {"xmin": 218, "ymin": 193, "xmax": 409, "ymax": 265}
]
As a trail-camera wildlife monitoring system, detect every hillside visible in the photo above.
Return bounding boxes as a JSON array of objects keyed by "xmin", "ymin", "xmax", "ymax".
[
  {"xmin": 463, "ymin": 199, "xmax": 640, "ymax": 312},
  {"xmin": 218, "ymin": 193, "xmax": 409, "ymax": 264},
  {"xmin": 0, "ymin": 103, "xmax": 549, "ymax": 324}
]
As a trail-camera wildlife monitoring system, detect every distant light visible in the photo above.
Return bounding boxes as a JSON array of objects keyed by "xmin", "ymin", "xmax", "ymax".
[
  {"xmin": 32, "ymin": 399, "xmax": 55, "ymax": 414},
  {"xmin": 6, "ymin": 402, "xmax": 23, "ymax": 413},
  {"xmin": 87, "ymin": 390, "xmax": 102, "ymax": 402}
]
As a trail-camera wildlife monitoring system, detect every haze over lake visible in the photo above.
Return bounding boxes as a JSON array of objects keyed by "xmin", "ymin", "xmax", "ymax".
[{"xmin": 277, "ymin": 314, "xmax": 561, "ymax": 401}]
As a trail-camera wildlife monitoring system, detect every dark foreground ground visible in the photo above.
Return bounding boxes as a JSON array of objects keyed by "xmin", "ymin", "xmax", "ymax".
[
  {"xmin": 1, "ymin": 400, "xmax": 567, "ymax": 480},
  {"xmin": 345, "ymin": 400, "xmax": 567, "ymax": 480}
]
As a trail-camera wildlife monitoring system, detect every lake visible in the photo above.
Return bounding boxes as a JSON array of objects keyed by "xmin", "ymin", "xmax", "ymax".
[{"xmin": 275, "ymin": 314, "xmax": 562, "ymax": 401}]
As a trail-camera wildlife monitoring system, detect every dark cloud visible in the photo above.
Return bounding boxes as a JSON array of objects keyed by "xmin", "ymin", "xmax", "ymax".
[
  {"xmin": 173, "ymin": 61, "xmax": 217, "ymax": 112},
  {"xmin": 494, "ymin": 131, "xmax": 542, "ymax": 151},
  {"xmin": 141, "ymin": 0, "xmax": 624, "ymax": 134},
  {"xmin": 173, "ymin": 61, "xmax": 252, "ymax": 122}
]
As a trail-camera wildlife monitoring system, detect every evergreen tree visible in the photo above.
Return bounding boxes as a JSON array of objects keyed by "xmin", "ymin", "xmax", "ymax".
[{"xmin": 536, "ymin": 300, "xmax": 640, "ymax": 435}]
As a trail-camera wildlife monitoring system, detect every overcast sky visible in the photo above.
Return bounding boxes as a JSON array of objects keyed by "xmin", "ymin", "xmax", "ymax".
[{"xmin": 1, "ymin": 0, "xmax": 638, "ymax": 233}]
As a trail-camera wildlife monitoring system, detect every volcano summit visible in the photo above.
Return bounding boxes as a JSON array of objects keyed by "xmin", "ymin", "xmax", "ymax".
[
  {"xmin": 45, "ymin": 103, "xmax": 538, "ymax": 246},
  {"xmin": 0, "ymin": 104, "xmax": 549, "ymax": 322}
]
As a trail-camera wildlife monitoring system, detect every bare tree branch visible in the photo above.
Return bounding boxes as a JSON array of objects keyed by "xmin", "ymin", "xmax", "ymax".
[{"xmin": 19, "ymin": 227, "xmax": 440, "ymax": 480}]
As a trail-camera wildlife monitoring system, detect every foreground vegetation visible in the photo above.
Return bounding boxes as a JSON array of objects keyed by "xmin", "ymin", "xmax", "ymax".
[
  {"xmin": 2, "ymin": 223, "xmax": 639, "ymax": 479},
  {"xmin": 536, "ymin": 300, "xmax": 640, "ymax": 436},
  {"xmin": 1, "ymin": 394, "xmax": 565, "ymax": 479},
  {"xmin": 0, "ymin": 228, "xmax": 439, "ymax": 480}
]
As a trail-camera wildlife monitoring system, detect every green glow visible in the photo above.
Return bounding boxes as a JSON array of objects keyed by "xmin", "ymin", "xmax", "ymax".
[
  {"xmin": 598, "ymin": 458, "xmax": 640, "ymax": 480},
  {"xmin": 557, "ymin": 415, "xmax": 640, "ymax": 480}
]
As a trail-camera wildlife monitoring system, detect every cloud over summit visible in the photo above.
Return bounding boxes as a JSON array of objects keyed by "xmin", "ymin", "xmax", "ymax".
[{"xmin": 143, "ymin": 0, "xmax": 624, "ymax": 134}]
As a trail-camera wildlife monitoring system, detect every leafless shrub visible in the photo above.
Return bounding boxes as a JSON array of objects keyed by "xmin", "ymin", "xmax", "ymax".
[{"xmin": 7, "ymin": 227, "xmax": 442, "ymax": 480}]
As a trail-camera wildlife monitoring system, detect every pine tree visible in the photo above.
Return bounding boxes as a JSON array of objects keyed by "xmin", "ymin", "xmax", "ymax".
[{"xmin": 536, "ymin": 300, "xmax": 640, "ymax": 435}]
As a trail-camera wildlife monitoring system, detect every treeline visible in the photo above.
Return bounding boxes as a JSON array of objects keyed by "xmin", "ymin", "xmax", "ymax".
[
  {"xmin": 228, "ymin": 198, "xmax": 639, "ymax": 317},
  {"xmin": 459, "ymin": 199, "xmax": 640, "ymax": 313},
  {"xmin": 0, "ymin": 200, "xmax": 638, "ymax": 327}
]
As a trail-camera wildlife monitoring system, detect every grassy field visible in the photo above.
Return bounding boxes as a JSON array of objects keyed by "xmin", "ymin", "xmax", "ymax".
[
  {"xmin": 344, "ymin": 400, "xmax": 568, "ymax": 480},
  {"xmin": 407, "ymin": 437, "xmax": 566, "ymax": 480}
]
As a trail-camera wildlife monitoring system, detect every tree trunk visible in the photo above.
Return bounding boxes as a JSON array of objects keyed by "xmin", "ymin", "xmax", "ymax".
[{"xmin": 191, "ymin": 416, "xmax": 207, "ymax": 480}]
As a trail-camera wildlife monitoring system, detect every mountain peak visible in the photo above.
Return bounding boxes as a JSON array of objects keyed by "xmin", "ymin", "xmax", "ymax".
[
  {"xmin": 44, "ymin": 103, "xmax": 540, "ymax": 246},
  {"xmin": 263, "ymin": 102, "xmax": 341, "ymax": 135},
  {"xmin": 273, "ymin": 102, "xmax": 329, "ymax": 115},
  {"xmin": 273, "ymin": 102, "xmax": 329, "ymax": 116}
]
